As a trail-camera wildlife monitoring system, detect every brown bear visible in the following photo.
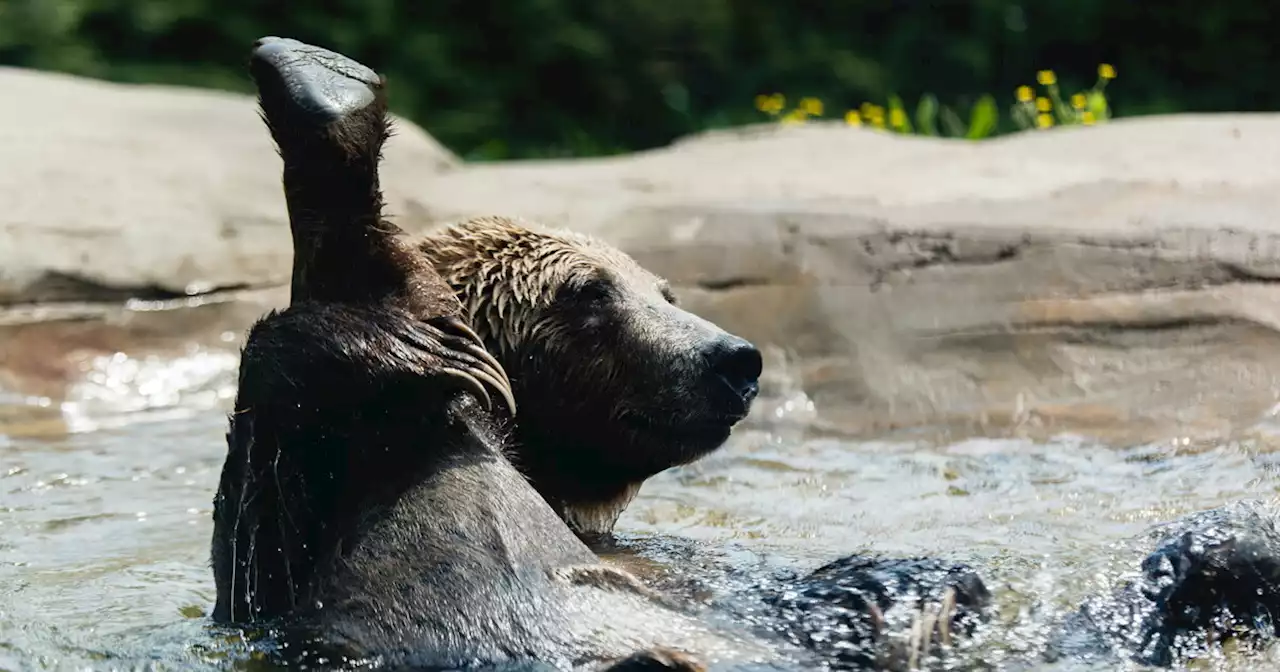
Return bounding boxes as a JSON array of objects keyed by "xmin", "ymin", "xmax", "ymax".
[
  {"xmin": 209, "ymin": 35, "xmax": 791, "ymax": 671},
  {"xmin": 234, "ymin": 36, "xmax": 994, "ymax": 670},
  {"xmin": 215, "ymin": 34, "xmax": 1280, "ymax": 672},
  {"xmin": 414, "ymin": 217, "xmax": 763, "ymax": 540}
]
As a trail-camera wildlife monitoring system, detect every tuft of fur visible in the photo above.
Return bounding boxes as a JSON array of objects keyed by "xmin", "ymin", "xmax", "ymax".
[{"xmin": 415, "ymin": 215, "xmax": 668, "ymax": 359}]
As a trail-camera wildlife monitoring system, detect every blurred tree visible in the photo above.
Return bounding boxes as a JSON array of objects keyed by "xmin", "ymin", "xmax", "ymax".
[{"xmin": 0, "ymin": 0, "xmax": 1274, "ymax": 159}]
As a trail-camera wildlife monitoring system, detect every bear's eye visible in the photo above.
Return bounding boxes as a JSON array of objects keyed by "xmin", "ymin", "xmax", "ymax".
[
  {"xmin": 575, "ymin": 277, "xmax": 613, "ymax": 303},
  {"xmin": 658, "ymin": 281, "xmax": 678, "ymax": 306}
]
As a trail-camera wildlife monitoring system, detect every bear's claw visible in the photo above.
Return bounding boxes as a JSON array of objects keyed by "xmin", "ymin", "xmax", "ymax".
[
  {"xmin": 445, "ymin": 319, "xmax": 514, "ymax": 395},
  {"xmin": 420, "ymin": 315, "xmax": 517, "ymax": 417},
  {"xmin": 250, "ymin": 35, "xmax": 383, "ymax": 124}
]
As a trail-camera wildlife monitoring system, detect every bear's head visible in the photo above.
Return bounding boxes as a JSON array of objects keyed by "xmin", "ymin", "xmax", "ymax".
[{"xmin": 418, "ymin": 216, "xmax": 762, "ymax": 537}]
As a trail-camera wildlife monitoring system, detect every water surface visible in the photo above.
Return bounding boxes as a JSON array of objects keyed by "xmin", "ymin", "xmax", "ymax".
[{"xmin": 3, "ymin": 349, "xmax": 1280, "ymax": 670}]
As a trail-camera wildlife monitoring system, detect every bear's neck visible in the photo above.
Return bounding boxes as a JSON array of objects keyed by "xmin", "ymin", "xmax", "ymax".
[{"xmin": 509, "ymin": 426, "xmax": 647, "ymax": 543}]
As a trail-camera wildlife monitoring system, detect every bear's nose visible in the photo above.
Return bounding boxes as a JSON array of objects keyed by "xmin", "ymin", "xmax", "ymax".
[{"xmin": 704, "ymin": 335, "xmax": 763, "ymax": 405}]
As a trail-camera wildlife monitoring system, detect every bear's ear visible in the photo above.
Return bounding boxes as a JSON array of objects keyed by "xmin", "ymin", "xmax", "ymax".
[
  {"xmin": 657, "ymin": 280, "xmax": 679, "ymax": 306},
  {"xmin": 568, "ymin": 274, "xmax": 615, "ymax": 305},
  {"xmin": 550, "ymin": 266, "xmax": 622, "ymax": 313}
]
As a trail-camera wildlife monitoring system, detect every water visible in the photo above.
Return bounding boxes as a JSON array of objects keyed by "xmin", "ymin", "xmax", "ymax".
[{"xmin": 3, "ymin": 349, "xmax": 1280, "ymax": 670}]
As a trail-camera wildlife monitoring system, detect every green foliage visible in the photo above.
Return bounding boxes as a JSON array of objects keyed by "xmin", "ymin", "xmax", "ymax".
[
  {"xmin": 886, "ymin": 95, "xmax": 913, "ymax": 134},
  {"xmin": 914, "ymin": 95, "xmax": 939, "ymax": 137},
  {"xmin": 754, "ymin": 65, "xmax": 1115, "ymax": 139},
  {"xmin": 966, "ymin": 95, "xmax": 1000, "ymax": 139},
  {"xmin": 0, "ymin": 1, "xmax": 1267, "ymax": 159}
]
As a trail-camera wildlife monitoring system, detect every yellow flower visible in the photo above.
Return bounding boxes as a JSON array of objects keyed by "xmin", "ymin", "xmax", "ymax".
[
  {"xmin": 1098, "ymin": 63, "xmax": 1116, "ymax": 80},
  {"xmin": 1016, "ymin": 86, "xmax": 1034, "ymax": 103},
  {"xmin": 1037, "ymin": 69, "xmax": 1057, "ymax": 86},
  {"xmin": 756, "ymin": 94, "xmax": 787, "ymax": 115},
  {"xmin": 1070, "ymin": 93, "xmax": 1087, "ymax": 110},
  {"xmin": 1036, "ymin": 113, "xmax": 1053, "ymax": 129},
  {"xmin": 863, "ymin": 104, "xmax": 886, "ymax": 130},
  {"xmin": 1082, "ymin": 110, "xmax": 1096, "ymax": 125},
  {"xmin": 781, "ymin": 109, "xmax": 807, "ymax": 126},
  {"xmin": 889, "ymin": 108, "xmax": 907, "ymax": 129},
  {"xmin": 844, "ymin": 110, "xmax": 862, "ymax": 127},
  {"xmin": 799, "ymin": 97, "xmax": 824, "ymax": 116},
  {"xmin": 1035, "ymin": 97, "xmax": 1052, "ymax": 112}
]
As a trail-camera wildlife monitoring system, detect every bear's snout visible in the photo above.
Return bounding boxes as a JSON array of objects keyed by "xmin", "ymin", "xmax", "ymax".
[{"xmin": 700, "ymin": 334, "xmax": 763, "ymax": 416}]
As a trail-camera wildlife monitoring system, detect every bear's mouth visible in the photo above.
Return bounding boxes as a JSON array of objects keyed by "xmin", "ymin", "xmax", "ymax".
[{"xmin": 622, "ymin": 411, "xmax": 744, "ymax": 443}]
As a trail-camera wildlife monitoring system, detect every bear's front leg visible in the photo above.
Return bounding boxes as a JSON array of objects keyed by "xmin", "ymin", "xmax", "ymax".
[{"xmin": 211, "ymin": 301, "xmax": 515, "ymax": 623}]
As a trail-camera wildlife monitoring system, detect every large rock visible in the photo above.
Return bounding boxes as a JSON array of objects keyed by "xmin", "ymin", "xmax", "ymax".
[
  {"xmin": 0, "ymin": 66, "xmax": 457, "ymax": 304},
  {"xmin": 6, "ymin": 65, "xmax": 1280, "ymax": 444}
]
